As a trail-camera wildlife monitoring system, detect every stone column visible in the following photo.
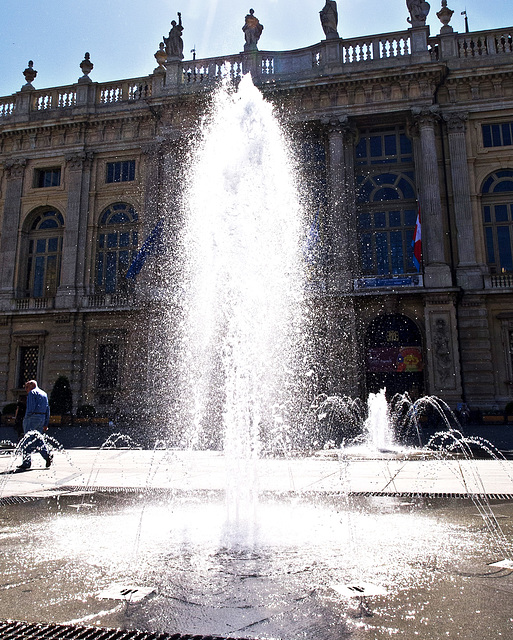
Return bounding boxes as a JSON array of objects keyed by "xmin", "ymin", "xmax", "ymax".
[
  {"xmin": 323, "ymin": 116, "xmax": 356, "ymax": 293},
  {"xmin": 443, "ymin": 112, "xmax": 484, "ymax": 290},
  {"xmin": 56, "ymin": 152, "xmax": 93, "ymax": 308},
  {"xmin": 318, "ymin": 117, "xmax": 361, "ymax": 396},
  {"xmin": 0, "ymin": 158, "xmax": 26, "ymax": 310},
  {"xmin": 412, "ymin": 108, "xmax": 453, "ymax": 288}
]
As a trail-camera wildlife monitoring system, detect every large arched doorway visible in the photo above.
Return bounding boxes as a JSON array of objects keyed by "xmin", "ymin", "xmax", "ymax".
[{"xmin": 365, "ymin": 314, "xmax": 424, "ymax": 398}]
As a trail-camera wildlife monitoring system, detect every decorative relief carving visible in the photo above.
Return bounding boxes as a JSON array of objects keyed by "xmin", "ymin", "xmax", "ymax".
[
  {"xmin": 3, "ymin": 158, "xmax": 27, "ymax": 179},
  {"xmin": 443, "ymin": 111, "xmax": 468, "ymax": 133},
  {"xmin": 433, "ymin": 315, "xmax": 453, "ymax": 387},
  {"xmin": 411, "ymin": 105, "xmax": 440, "ymax": 128},
  {"xmin": 65, "ymin": 152, "xmax": 93, "ymax": 170}
]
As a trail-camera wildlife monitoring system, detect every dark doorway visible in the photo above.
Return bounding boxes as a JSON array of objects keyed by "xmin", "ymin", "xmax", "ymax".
[{"xmin": 365, "ymin": 314, "xmax": 424, "ymax": 398}]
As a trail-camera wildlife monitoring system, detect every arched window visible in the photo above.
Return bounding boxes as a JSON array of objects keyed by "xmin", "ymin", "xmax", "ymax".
[
  {"xmin": 96, "ymin": 203, "xmax": 139, "ymax": 293},
  {"xmin": 24, "ymin": 209, "xmax": 64, "ymax": 298},
  {"xmin": 357, "ymin": 171, "xmax": 418, "ymax": 275},
  {"xmin": 355, "ymin": 126, "xmax": 418, "ymax": 276},
  {"xmin": 482, "ymin": 170, "xmax": 513, "ymax": 273}
]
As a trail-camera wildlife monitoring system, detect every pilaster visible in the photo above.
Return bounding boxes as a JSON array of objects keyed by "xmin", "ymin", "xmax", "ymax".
[
  {"xmin": 411, "ymin": 107, "xmax": 452, "ymax": 288},
  {"xmin": 323, "ymin": 116, "xmax": 356, "ymax": 294},
  {"xmin": 0, "ymin": 158, "xmax": 26, "ymax": 310},
  {"xmin": 56, "ymin": 152, "xmax": 93, "ymax": 308},
  {"xmin": 443, "ymin": 112, "xmax": 484, "ymax": 290}
]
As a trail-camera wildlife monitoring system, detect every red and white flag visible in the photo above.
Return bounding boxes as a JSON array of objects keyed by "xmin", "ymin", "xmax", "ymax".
[{"xmin": 412, "ymin": 205, "xmax": 422, "ymax": 272}]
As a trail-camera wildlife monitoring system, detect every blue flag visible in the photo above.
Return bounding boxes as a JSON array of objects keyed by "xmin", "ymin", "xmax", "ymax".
[{"xmin": 126, "ymin": 219, "xmax": 165, "ymax": 280}]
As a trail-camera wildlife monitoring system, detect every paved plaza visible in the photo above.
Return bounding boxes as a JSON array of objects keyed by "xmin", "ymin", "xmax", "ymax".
[{"xmin": 1, "ymin": 448, "xmax": 513, "ymax": 499}]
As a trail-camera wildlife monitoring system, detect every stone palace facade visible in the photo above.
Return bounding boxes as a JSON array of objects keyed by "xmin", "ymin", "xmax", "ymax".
[{"xmin": 1, "ymin": 2, "xmax": 513, "ymax": 418}]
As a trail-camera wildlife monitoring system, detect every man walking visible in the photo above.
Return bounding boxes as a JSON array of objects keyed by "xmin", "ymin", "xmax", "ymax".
[{"xmin": 17, "ymin": 380, "xmax": 53, "ymax": 470}]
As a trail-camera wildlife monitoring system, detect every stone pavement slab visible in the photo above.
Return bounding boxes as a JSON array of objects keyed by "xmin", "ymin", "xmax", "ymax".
[{"xmin": 1, "ymin": 449, "xmax": 513, "ymax": 498}]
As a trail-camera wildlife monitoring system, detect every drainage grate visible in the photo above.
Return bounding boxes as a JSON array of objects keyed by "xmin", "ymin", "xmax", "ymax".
[
  {"xmin": 52, "ymin": 486, "xmax": 513, "ymax": 500},
  {"xmin": 0, "ymin": 495, "xmax": 45, "ymax": 506},
  {"xmin": 0, "ymin": 620, "xmax": 250, "ymax": 640}
]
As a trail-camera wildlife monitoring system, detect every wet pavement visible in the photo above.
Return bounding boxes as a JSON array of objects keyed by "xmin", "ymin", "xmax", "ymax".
[{"xmin": 0, "ymin": 448, "xmax": 512, "ymax": 639}]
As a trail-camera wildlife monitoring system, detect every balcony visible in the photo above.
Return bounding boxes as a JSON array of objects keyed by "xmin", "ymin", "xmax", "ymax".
[
  {"xmin": 354, "ymin": 274, "xmax": 424, "ymax": 290},
  {"xmin": 83, "ymin": 293, "xmax": 135, "ymax": 309},
  {"xmin": 13, "ymin": 297, "xmax": 55, "ymax": 311},
  {"xmin": 490, "ymin": 273, "xmax": 513, "ymax": 288}
]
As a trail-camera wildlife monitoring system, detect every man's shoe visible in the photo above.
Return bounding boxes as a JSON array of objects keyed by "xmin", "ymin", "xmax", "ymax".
[
  {"xmin": 45, "ymin": 454, "xmax": 53, "ymax": 468},
  {"xmin": 15, "ymin": 464, "xmax": 31, "ymax": 472}
]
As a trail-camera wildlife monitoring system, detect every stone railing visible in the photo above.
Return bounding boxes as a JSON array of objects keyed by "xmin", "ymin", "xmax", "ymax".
[
  {"xmin": 490, "ymin": 273, "xmax": 513, "ymax": 288},
  {"xmin": 32, "ymin": 87, "xmax": 77, "ymax": 111},
  {"xmin": 456, "ymin": 28, "xmax": 513, "ymax": 58},
  {"xmin": 0, "ymin": 97, "xmax": 15, "ymax": 117},
  {"xmin": 341, "ymin": 31, "xmax": 411, "ymax": 64},
  {"xmin": 97, "ymin": 77, "xmax": 152, "ymax": 104},
  {"xmin": 14, "ymin": 297, "xmax": 55, "ymax": 310},
  {"xmin": 83, "ymin": 293, "xmax": 135, "ymax": 308},
  {"xmin": 0, "ymin": 25, "xmax": 512, "ymax": 119}
]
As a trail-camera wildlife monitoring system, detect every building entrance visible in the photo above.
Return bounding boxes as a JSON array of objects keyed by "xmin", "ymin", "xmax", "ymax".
[{"xmin": 365, "ymin": 314, "xmax": 424, "ymax": 398}]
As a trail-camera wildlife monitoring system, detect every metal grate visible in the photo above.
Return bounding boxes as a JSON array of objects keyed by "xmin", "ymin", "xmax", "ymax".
[
  {"xmin": 0, "ymin": 620, "xmax": 250, "ymax": 640},
  {"xmin": 54, "ymin": 486, "xmax": 513, "ymax": 501}
]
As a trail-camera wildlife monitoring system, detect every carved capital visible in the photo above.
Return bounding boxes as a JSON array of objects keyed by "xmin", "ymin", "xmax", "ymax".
[
  {"xmin": 3, "ymin": 158, "xmax": 27, "ymax": 179},
  {"xmin": 411, "ymin": 105, "xmax": 440, "ymax": 128},
  {"xmin": 443, "ymin": 111, "xmax": 468, "ymax": 133},
  {"xmin": 320, "ymin": 115, "xmax": 357, "ymax": 145},
  {"xmin": 65, "ymin": 151, "xmax": 93, "ymax": 170}
]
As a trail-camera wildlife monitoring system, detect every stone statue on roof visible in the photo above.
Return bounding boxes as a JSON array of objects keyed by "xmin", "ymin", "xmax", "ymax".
[
  {"xmin": 164, "ymin": 12, "xmax": 184, "ymax": 60},
  {"xmin": 406, "ymin": 0, "xmax": 430, "ymax": 27},
  {"xmin": 243, "ymin": 9, "xmax": 264, "ymax": 50},
  {"xmin": 320, "ymin": 1, "xmax": 339, "ymax": 40}
]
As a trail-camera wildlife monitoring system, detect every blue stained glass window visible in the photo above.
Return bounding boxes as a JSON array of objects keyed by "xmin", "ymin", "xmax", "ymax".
[
  {"xmin": 483, "ymin": 125, "xmax": 493, "ymax": 147},
  {"xmin": 390, "ymin": 231, "xmax": 403, "ymax": 273},
  {"xmin": 484, "ymin": 206, "xmax": 491, "ymax": 223},
  {"xmin": 497, "ymin": 226, "xmax": 513, "ymax": 272},
  {"xmin": 359, "ymin": 213, "xmax": 371, "ymax": 229},
  {"xmin": 404, "ymin": 209, "xmax": 417, "ymax": 226},
  {"xmin": 105, "ymin": 253, "xmax": 117, "ymax": 293},
  {"xmin": 374, "ymin": 187, "xmax": 400, "ymax": 201},
  {"xmin": 370, "ymin": 136, "xmax": 382, "ymax": 157},
  {"xmin": 25, "ymin": 209, "xmax": 63, "ymax": 298},
  {"xmin": 398, "ymin": 178, "xmax": 415, "ymax": 199},
  {"xmin": 503, "ymin": 123, "xmax": 513, "ymax": 146},
  {"xmin": 375, "ymin": 233, "xmax": 388, "ymax": 274},
  {"xmin": 485, "ymin": 227, "xmax": 495, "ymax": 264},
  {"xmin": 374, "ymin": 212, "xmax": 386, "ymax": 228},
  {"xmin": 374, "ymin": 173, "xmax": 397, "ymax": 185},
  {"xmin": 97, "ymin": 253, "xmax": 104, "ymax": 286},
  {"xmin": 400, "ymin": 134, "xmax": 412, "ymax": 155},
  {"xmin": 494, "ymin": 180, "xmax": 513, "ymax": 193},
  {"xmin": 39, "ymin": 219, "xmax": 59, "ymax": 229},
  {"xmin": 33, "ymin": 257, "xmax": 45, "ymax": 297},
  {"xmin": 492, "ymin": 124, "xmax": 502, "ymax": 147},
  {"xmin": 389, "ymin": 211, "xmax": 401, "ymax": 227},
  {"xmin": 495, "ymin": 204, "xmax": 509, "ymax": 222},
  {"xmin": 384, "ymin": 135, "xmax": 397, "ymax": 156},
  {"xmin": 96, "ymin": 202, "xmax": 139, "ymax": 293},
  {"xmin": 355, "ymin": 138, "xmax": 366, "ymax": 158},
  {"xmin": 360, "ymin": 234, "xmax": 373, "ymax": 272}
]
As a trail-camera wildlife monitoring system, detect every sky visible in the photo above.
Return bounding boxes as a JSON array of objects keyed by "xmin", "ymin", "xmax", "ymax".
[{"xmin": 0, "ymin": 0, "xmax": 511, "ymax": 97}]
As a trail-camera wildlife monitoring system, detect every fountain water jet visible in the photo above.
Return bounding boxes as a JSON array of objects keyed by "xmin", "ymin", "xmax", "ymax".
[{"xmin": 177, "ymin": 75, "xmax": 308, "ymax": 464}]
